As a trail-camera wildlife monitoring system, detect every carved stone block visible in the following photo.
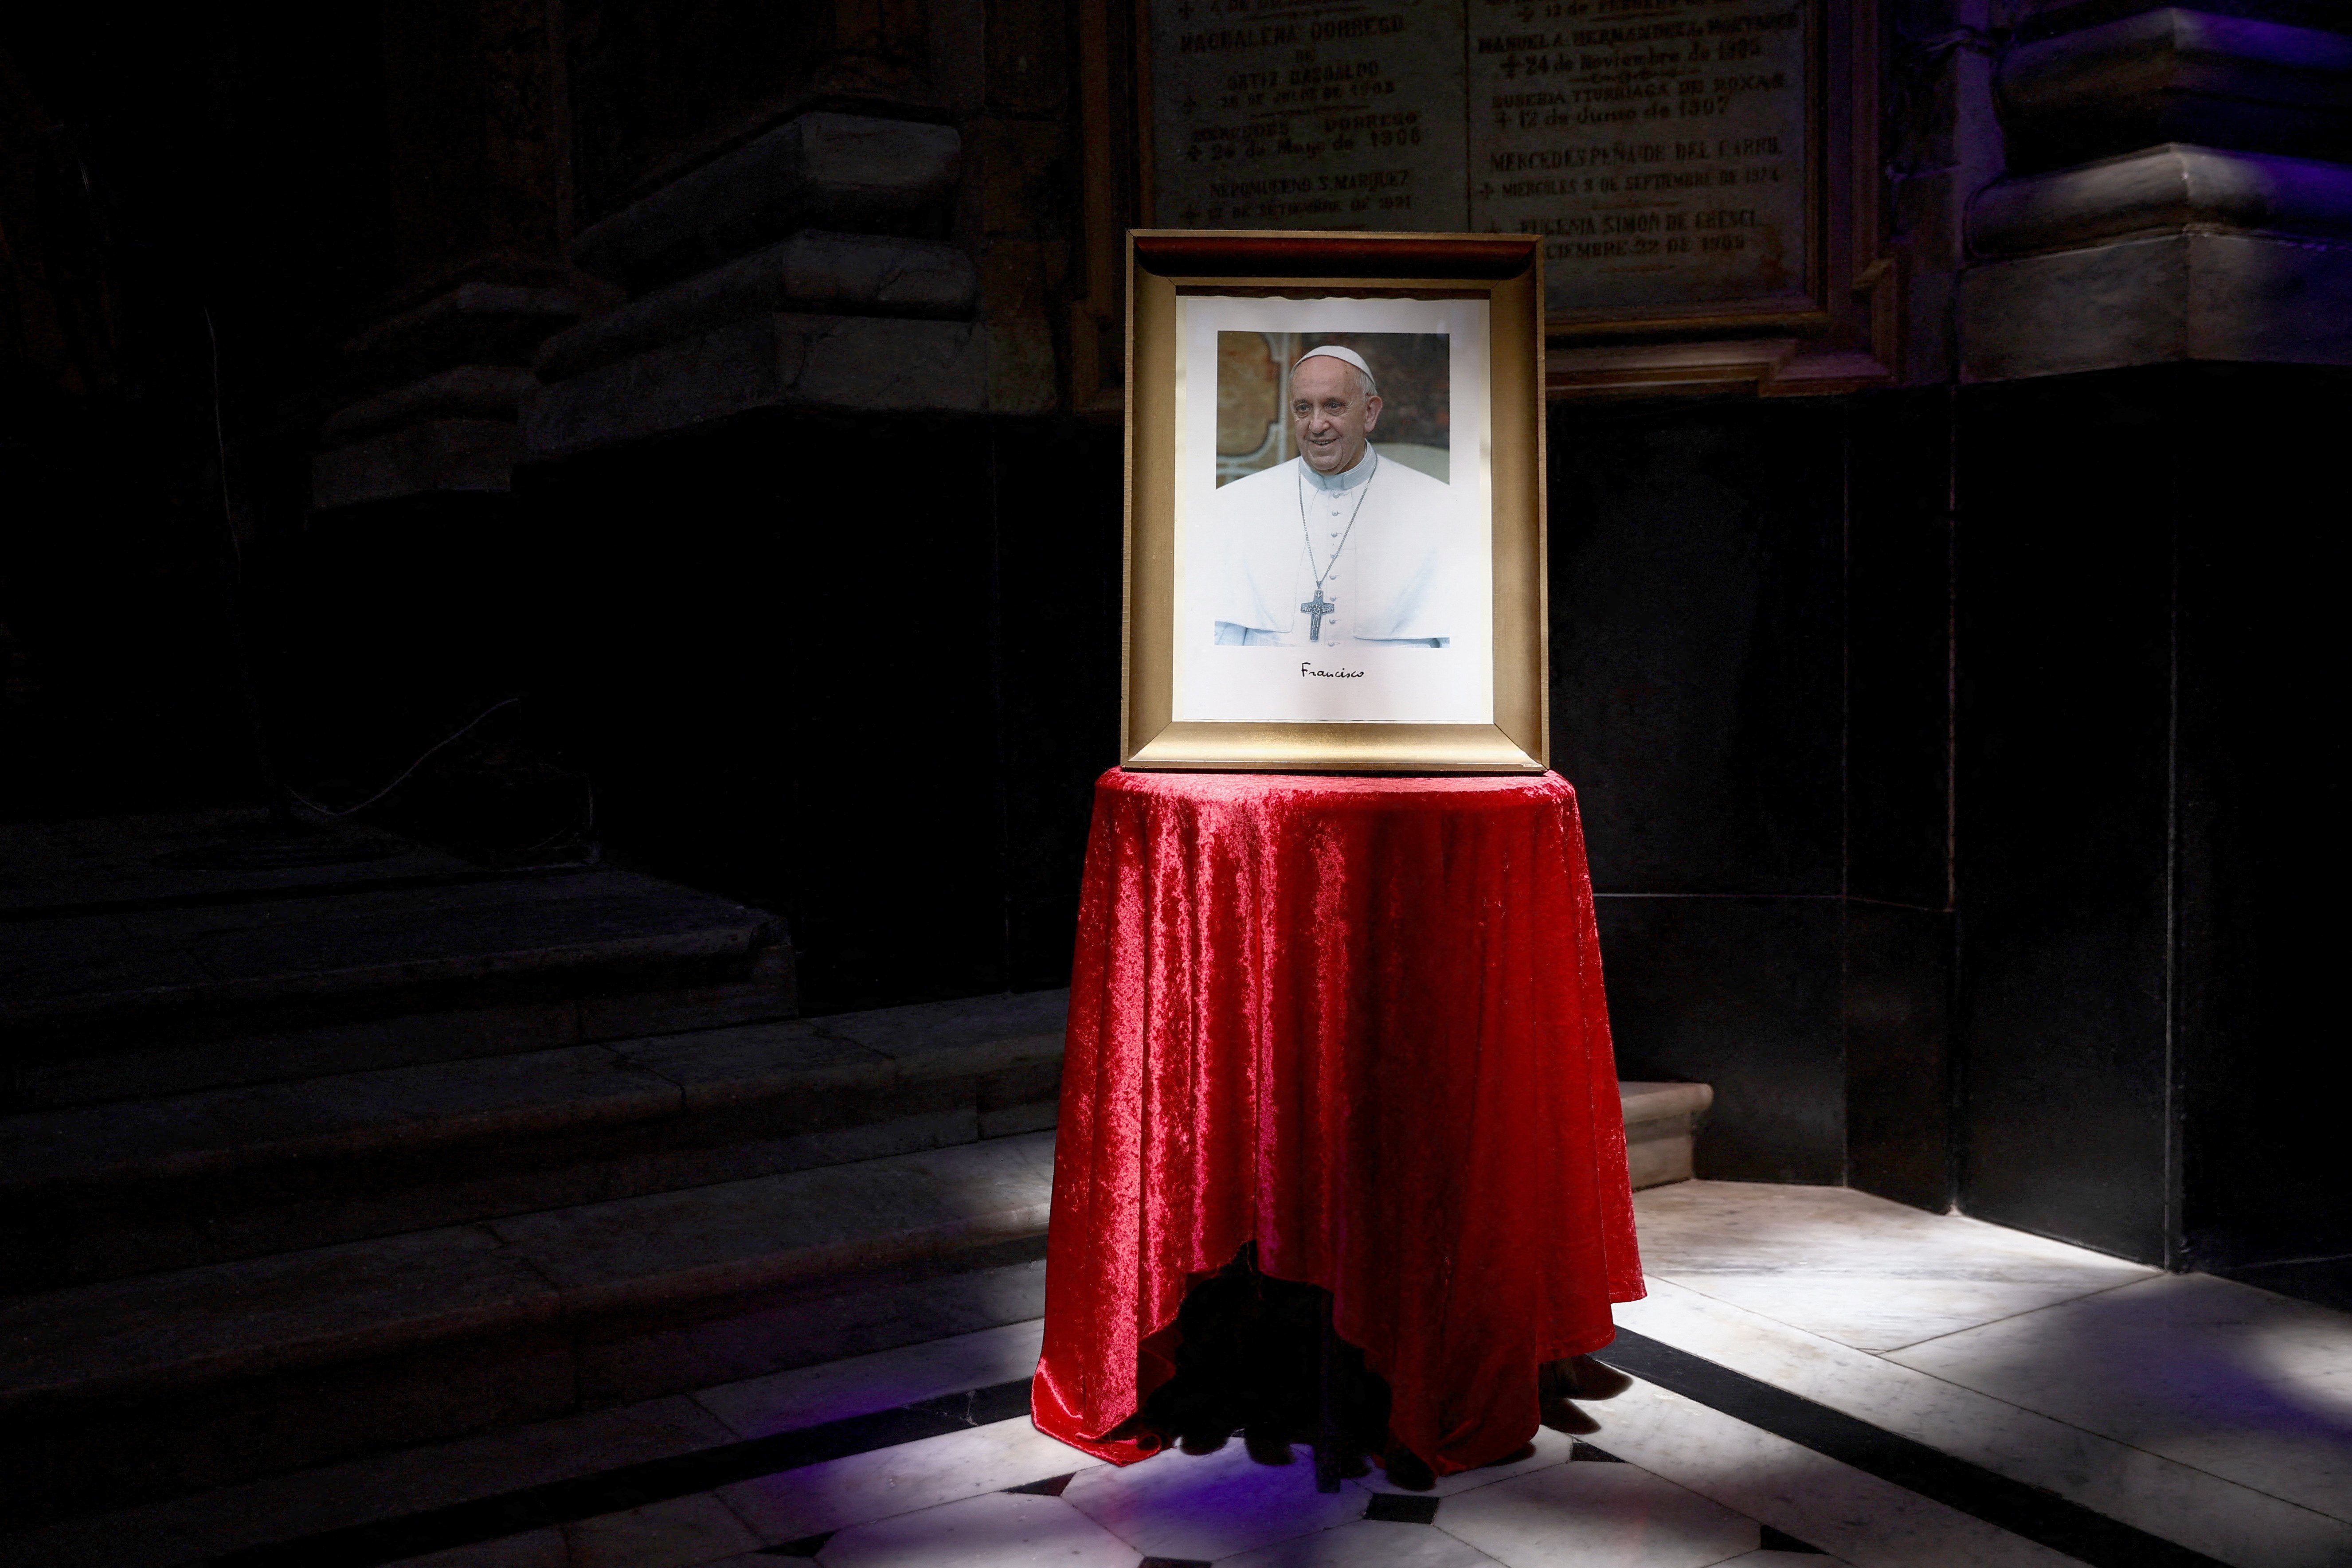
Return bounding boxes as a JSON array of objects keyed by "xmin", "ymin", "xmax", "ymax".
[
  {"xmin": 313, "ymin": 419, "xmax": 524, "ymax": 510},
  {"xmin": 1969, "ymin": 142, "xmax": 2352, "ymax": 258},
  {"xmin": 2000, "ymin": 9, "xmax": 2352, "ymax": 171},
  {"xmin": 1961, "ymin": 230, "xmax": 2352, "ymax": 380},
  {"xmin": 572, "ymin": 113, "xmax": 962, "ymax": 291},
  {"xmin": 535, "ymin": 232, "xmax": 977, "ymax": 383},
  {"xmin": 524, "ymin": 313, "xmax": 987, "ymax": 457}
]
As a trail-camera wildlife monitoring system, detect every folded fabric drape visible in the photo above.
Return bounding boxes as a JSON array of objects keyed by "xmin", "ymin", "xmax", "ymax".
[{"xmin": 1032, "ymin": 768, "xmax": 1644, "ymax": 1478}]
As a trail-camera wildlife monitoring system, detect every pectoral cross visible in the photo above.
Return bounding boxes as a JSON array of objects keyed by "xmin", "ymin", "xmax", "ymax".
[{"xmin": 1301, "ymin": 587, "xmax": 1334, "ymax": 642}]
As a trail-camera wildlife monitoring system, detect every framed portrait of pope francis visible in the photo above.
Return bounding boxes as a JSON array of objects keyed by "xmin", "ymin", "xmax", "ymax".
[{"xmin": 1120, "ymin": 231, "xmax": 1548, "ymax": 772}]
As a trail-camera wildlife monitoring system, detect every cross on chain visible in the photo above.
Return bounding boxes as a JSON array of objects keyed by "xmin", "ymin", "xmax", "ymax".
[{"xmin": 1300, "ymin": 587, "xmax": 1334, "ymax": 642}]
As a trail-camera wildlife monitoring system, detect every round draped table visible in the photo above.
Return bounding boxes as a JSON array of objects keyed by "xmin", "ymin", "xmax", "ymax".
[{"xmin": 1030, "ymin": 769, "xmax": 1644, "ymax": 1479}]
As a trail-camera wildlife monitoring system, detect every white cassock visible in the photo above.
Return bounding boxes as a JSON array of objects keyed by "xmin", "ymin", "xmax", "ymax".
[{"xmin": 1206, "ymin": 447, "xmax": 1456, "ymax": 647}]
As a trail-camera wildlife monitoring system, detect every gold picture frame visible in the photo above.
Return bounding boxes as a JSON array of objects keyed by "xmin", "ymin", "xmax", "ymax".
[{"xmin": 1121, "ymin": 231, "xmax": 1548, "ymax": 773}]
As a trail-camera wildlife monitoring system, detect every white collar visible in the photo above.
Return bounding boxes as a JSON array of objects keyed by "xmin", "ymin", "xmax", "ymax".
[{"xmin": 1299, "ymin": 446, "xmax": 1376, "ymax": 492}]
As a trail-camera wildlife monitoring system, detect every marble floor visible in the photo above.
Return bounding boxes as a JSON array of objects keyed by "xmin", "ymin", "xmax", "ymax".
[
  {"xmin": 377, "ymin": 1383, "xmax": 1956, "ymax": 1568},
  {"xmin": 9, "ymin": 1182, "xmax": 2346, "ymax": 1568},
  {"xmin": 1620, "ymin": 1183, "xmax": 2352, "ymax": 1568}
]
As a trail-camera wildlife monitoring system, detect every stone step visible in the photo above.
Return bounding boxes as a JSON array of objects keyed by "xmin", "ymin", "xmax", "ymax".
[
  {"xmin": 0, "ymin": 807, "xmax": 479, "ymax": 917},
  {"xmin": 535, "ymin": 231, "xmax": 978, "ymax": 383},
  {"xmin": 0, "ymin": 997, "xmax": 1692, "ymax": 1294},
  {"xmin": 1620, "ymin": 1080, "xmax": 1714, "ymax": 1190},
  {"xmin": 0, "ymin": 990, "xmax": 1068, "ymax": 1292},
  {"xmin": 572, "ymin": 112, "xmax": 962, "ymax": 291},
  {"xmin": 0, "ymin": 1321, "xmax": 1053, "ymax": 1568},
  {"xmin": 0, "ymin": 1131, "xmax": 1058, "ymax": 1529},
  {"xmin": 522, "ymin": 310, "xmax": 986, "ymax": 458},
  {"xmin": 0, "ymin": 868, "xmax": 795, "ymax": 1109}
]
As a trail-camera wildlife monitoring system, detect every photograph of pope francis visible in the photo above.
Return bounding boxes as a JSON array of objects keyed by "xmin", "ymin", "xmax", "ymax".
[
  {"xmin": 1132, "ymin": 241, "xmax": 1534, "ymax": 761},
  {"xmin": 1206, "ymin": 335, "xmax": 1456, "ymax": 650}
]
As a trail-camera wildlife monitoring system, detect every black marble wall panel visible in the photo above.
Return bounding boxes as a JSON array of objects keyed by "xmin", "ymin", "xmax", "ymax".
[
  {"xmin": 1955, "ymin": 370, "xmax": 2182, "ymax": 1266},
  {"xmin": 1548, "ymin": 398, "xmax": 1852, "ymax": 1184},
  {"xmin": 515, "ymin": 408, "xmax": 1122, "ymax": 1014},
  {"xmin": 1844, "ymin": 902, "xmax": 1954, "ymax": 1212},
  {"xmin": 1548, "ymin": 399, "xmax": 1846, "ymax": 895},
  {"xmin": 1957, "ymin": 362, "xmax": 2351, "ymax": 1285},
  {"xmin": 2170, "ymin": 366, "xmax": 2350, "ymax": 1292},
  {"xmin": 1846, "ymin": 388, "xmax": 1953, "ymax": 910},
  {"xmin": 982, "ymin": 419, "xmax": 1127, "ymax": 991},
  {"xmin": 1843, "ymin": 388, "xmax": 1958, "ymax": 1211},
  {"xmin": 1597, "ymin": 895, "xmax": 1846, "ymax": 1184}
]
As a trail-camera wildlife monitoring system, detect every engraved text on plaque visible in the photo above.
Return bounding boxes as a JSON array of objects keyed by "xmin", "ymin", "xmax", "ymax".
[
  {"xmin": 1148, "ymin": 0, "xmax": 1816, "ymax": 322},
  {"xmin": 1150, "ymin": 0, "xmax": 1467, "ymax": 231},
  {"xmin": 1467, "ymin": 0, "xmax": 1810, "ymax": 315}
]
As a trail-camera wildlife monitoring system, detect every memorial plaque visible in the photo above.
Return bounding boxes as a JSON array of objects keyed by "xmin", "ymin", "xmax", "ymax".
[
  {"xmin": 1467, "ymin": 0, "xmax": 1812, "ymax": 319},
  {"xmin": 1144, "ymin": 0, "xmax": 1835, "ymax": 334},
  {"xmin": 1148, "ymin": 0, "xmax": 1467, "ymax": 231}
]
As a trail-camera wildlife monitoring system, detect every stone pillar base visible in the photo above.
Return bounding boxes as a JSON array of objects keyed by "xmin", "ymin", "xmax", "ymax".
[
  {"xmin": 1961, "ymin": 231, "xmax": 2352, "ymax": 382},
  {"xmin": 311, "ymin": 418, "xmax": 524, "ymax": 510},
  {"xmin": 523, "ymin": 313, "xmax": 987, "ymax": 459}
]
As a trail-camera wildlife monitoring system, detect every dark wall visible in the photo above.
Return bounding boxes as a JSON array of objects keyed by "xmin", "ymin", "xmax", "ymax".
[
  {"xmin": 1, "ymin": 8, "xmax": 393, "ymax": 819},
  {"xmin": 1546, "ymin": 363, "xmax": 2345, "ymax": 1300},
  {"xmin": 1844, "ymin": 391, "xmax": 1959, "ymax": 1213},
  {"xmin": 2173, "ymin": 368, "xmax": 2346, "ymax": 1298},
  {"xmin": 248, "ymin": 491, "xmax": 587, "ymax": 860},
  {"xmin": 565, "ymin": 0, "xmax": 920, "ymax": 222},
  {"xmin": 1548, "ymin": 396, "xmax": 1846, "ymax": 1185},
  {"xmin": 1955, "ymin": 362, "xmax": 2349, "ymax": 1288},
  {"xmin": 1953, "ymin": 371, "xmax": 2175, "ymax": 1262},
  {"xmin": 512, "ymin": 407, "xmax": 1123, "ymax": 1014},
  {"xmin": 1547, "ymin": 390, "xmax": 1955, "ymax": 1191}
]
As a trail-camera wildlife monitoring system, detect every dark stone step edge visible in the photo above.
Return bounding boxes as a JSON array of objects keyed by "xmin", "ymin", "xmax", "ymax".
[
  {"xmin": 0, "ymin": 1032, "xmax": 1062, "ymax": 1293},
  {"xmin": 0, "ymin": 1165, "xmax": 1054, "ymax": 1418},
  {"xmin": 3, "ymin": 919, "xmax": 779, "ymax": 1033},
  {"xmin": 3, "ymin": 933, "xmax": 795, "ymax": 1087},
  {"xmin": 0, "ymin": 1028, "xmax": 1059, "ymax": 1196},
  {"xmin": 0, "ymin": 861, "xmax": 597, "ymax": 926},
  {"xmin": 207, "ymin": 1378, "xmax": 1041, "ymax": 1568}
]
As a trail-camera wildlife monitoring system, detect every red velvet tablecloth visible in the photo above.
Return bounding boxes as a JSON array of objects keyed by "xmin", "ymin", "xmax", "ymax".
[{"xmin": 1031, "ymin": 769, "xmax": 1644, "ymax": 1477}]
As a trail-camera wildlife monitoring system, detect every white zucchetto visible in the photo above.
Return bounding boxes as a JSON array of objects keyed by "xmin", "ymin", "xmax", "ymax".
[{"xmin": 1291, "ymin": 345, "xmax": 1375, "ymax": 381}]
